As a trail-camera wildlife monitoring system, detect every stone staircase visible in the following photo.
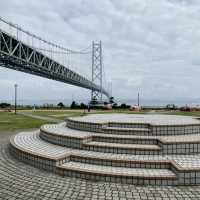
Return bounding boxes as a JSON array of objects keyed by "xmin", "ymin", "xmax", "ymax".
[
  {"xmin": 82, "ymin": 141, "xmax": 161, "ymax": 155},
  {"xmin": 57, "ymin": 162, "xmax": 177, "ymax": 185},
  {"xmin": 10, "ymin": 114, "xmax": 200, "ymax": 185},
  {"xmin": 102, "ymin": 127, "xmax": 151, "ymax": 135}
]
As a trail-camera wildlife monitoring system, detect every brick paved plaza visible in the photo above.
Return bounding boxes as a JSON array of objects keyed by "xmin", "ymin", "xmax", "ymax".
[
  {"xmin": 1, "ymin": 133, "xmax": 200, "ymax": 199},
  {"xmin": 2, "ymin": 114, "xmax": 200, "ymax": 199}
]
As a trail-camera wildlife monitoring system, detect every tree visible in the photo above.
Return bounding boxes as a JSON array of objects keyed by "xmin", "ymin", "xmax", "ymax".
[
  {"xmin": 0, "ymin": 103, "xmax": 11, "ymax": 108},
  {"xmin": 112, "ymin": 103, "xmax": 118, "ymax": 109},
  {"xmin": 120, "ymin": 103, "xmax": 131, "ymax": 109},
  {"xmin": 166, "ymin": 104, "xmax": 177, "ymax": 110},
  {"xmin": 70, "ymin": 101, "xmax": 77, "ymax": 109},
  {"xmin": 80, "ymin": 103, "xmax": 87, "ymax": 109},
  {"xmin": 57, "ymin": 102, "xmax": 65, "ymax": 108}
]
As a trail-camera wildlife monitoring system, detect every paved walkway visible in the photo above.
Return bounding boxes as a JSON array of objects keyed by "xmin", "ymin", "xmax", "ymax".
[
  {"xmin": 1, "ymin": 133, "xmax": 200, "ymax": 199},
  {"xmin": 19, "ymin": 112, "xmax": 62, "ymax": 123}
]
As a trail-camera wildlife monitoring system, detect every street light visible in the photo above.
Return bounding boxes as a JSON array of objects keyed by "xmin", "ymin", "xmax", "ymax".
[
  {"xmin": 138, "ymin": 92, "xmax": 140, "ymax": 107},
  {"xmin": 14, "ymin": 84, "xmax": 18, "ymax": 114}
]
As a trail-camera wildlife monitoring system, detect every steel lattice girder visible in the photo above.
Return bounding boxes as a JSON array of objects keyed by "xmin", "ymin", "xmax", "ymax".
[
  {"xmin": 0, "ymin": 29, "xmax": 109, "ymax": 97},
  {"xmin": 91, "ymin": 41, "xmax": 104, "ymax": 102}
]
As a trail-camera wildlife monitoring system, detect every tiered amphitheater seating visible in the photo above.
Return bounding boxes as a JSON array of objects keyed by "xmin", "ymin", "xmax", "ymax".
[{"xmin": 10, "ymin": 114, "xmax": 200, "ymax": 185}]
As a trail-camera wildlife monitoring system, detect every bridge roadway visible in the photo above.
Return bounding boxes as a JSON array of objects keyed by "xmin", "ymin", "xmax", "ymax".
[{"xmin": 0, "ymin": 29, "xmax": 110, "ymax": 98}]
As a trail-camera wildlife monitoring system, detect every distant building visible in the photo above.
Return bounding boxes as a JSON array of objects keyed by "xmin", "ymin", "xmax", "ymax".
[{"xmin": 130, "ymin": 105, "xmax": 140, "ymax": 112}]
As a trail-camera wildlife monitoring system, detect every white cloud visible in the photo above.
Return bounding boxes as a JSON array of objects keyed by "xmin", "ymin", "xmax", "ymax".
[{"xmin": 1, "ymin": 0, "xmax": 200, "ymax": 104}]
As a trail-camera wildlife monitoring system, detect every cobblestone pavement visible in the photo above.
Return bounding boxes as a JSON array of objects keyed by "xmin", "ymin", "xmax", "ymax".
[{"xmin": 1, "ymin": 133, "xmax": 200, "ymax": 200}]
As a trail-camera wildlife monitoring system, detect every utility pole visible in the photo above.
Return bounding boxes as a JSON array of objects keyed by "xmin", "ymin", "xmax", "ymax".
[
  {"xmin": 137, "ymin": 92, "xmax": 140, "ymax": 107},
  {"xmin": 14, "ymin": 84, "xmax": 18, "ymax": 114},
  {"xmin": 109, "ymin": 81, "xmax": 112, "ymax": 98},
  {"xmin": 72, "ymin": 94, "xmax": 74, "ymax": 102}
]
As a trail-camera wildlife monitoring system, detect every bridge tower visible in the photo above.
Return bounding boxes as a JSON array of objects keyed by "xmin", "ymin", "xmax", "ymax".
[{"xmin": 91, "ymin": 41, "xmax": 103, "ymax": 104}]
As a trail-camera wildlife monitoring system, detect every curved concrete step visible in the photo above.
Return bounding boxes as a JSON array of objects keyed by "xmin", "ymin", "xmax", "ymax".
[
  {"xmin": 10, "ymin": 130, "xmax": 200, "ymax": 171},
  {"xmin": 10, "ymin": 131, "xmax": 69, "ymax": 171},
  {"xmin": 41, "ymin": 124, "xmax": 157, "ymax": 145},
  {"xmin": 108, "ymin": 122, "xmax": 150, "ymax": 128},
  {"xmin": 92, "ymin": 135, "xmax": 157, "ymax": 145},
  {"xmin": 12, "ymin": 131, "xmax": 68, "ymax": 158},
  {"xmin": 9, "ymin": 131, "xmax": 200, "ymax": 185},
  {"xmin": 67, "ymin": 114, "xmax": 200, "ymax": 136},
  {"xmin": 40, "ymin": 124, "xmax": 92, "ymax": 149},
  {"xmin": 69, "ymin": 154, "xmax": 170, "ymax": 169},
  {"xmin": 57, "ymin": 161, "xmax": 177, "ymax": 185},
  {"xmin": 40, "ymin": 124, "xmax": 200, "ymax": 154},
  {"xmin": 102, "ymin": 127, "xmax": 151, "ymax": 135},
  {"xmin": 83, "ymin": 141, "xmax": 161, "ymax": 155}
]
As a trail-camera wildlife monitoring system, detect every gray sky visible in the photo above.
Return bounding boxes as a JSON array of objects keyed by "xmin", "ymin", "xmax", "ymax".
[{"xmin": 1, "ymin": 0, "xmax": 200, "ymax": 103}]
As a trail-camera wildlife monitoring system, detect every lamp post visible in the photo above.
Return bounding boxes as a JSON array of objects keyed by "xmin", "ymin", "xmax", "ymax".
[
  {"xmin": 137, "ymin": 92, "xmax": 140, "ymax": 107},
  {"xmin": 14, "ymin": 84, "xmax": 18, "ymax": 114}
]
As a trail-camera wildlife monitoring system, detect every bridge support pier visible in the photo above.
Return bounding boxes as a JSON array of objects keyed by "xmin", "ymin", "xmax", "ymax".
[{"xmin": 91, "ymin": 41, "xmax": 103, "ymax": 104}]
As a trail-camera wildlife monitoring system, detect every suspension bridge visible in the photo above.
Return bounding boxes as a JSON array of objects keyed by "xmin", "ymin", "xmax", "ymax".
[{"xmin": 0, "ymin": 17, "xmax": 110, "ymax": 103}]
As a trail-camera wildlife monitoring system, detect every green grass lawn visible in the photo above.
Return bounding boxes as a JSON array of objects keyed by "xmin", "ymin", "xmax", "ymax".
[
  {"xmin": 20, "ymin": 110, "xmax": 84, "ymax": 120},
  {"xmin": 19, "ymin": 109, "xmax": 149, "ymax": 120},
  {"xmin": 2, "ymin": 109, "xmax": 200, "ymax": 134},
  {"xmin": 0, "ymin": 112, "xmax": 51, "ymax": 132},
  {"xmin": 19, "ymin": 109, "xmax": 200, "ymax": 119}
]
